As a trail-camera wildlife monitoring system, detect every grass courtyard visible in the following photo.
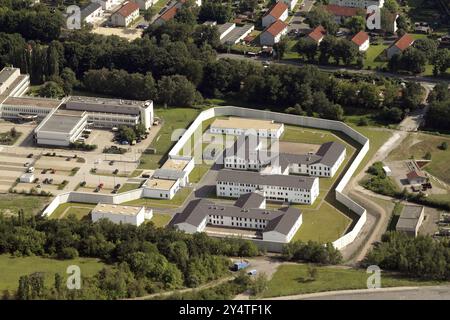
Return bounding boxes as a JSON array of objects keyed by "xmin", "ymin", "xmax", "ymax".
[
  {"xmin": 0, "ymin": 195, "xmax": 50, "ymax": 216},
  {"xmin": 50, "ymin": 202, "xmax": 96, "ymax": 220},
  {"xmin": 138, "ymin": 108, "xmax": 200, "ymax": 170},
  {"xmin": 261, "ymin": 264, "xmax": 441, "ymax": 298},
  {"xmin": 0, "ymin": 254, "xmax": 105, "ymax": 292}
]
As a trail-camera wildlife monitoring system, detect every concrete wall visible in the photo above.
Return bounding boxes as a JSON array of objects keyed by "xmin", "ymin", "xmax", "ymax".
[{"xmin": 168, "ymin": 106, "xmax": 369, "ymax": 251}]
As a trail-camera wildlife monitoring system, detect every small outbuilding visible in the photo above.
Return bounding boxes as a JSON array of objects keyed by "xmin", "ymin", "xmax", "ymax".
[{"xmin": 396, "ymin": 205, "xmax": 425, "ymax": 237}]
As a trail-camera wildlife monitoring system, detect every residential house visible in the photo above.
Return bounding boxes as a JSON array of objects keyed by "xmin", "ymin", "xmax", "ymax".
[
  {"xmin": 81, "ymin": 2, "xmax": 103, "ymax": 25},
  {"xmin": 307, "ymin": 25, "xmax": 326, "ymax": 44},
  {"xmin": 260, "ymin": 20, "xmax": 288, "ymax": 46},
  {"xmin": 351, "ymin": 31, "xmax": 370, "ymax": 51},
  {"xmin": 387, "ymin": 33, "xmax": 415, "ymax": 59},
  {"xmin": 406, "ymin": 170, "xmax": 427, "ymax": 185},
  {"xmin": 262, "ymin": 2, "xmax": 288, "ymax": 28},
  {"xmin": 135, "ymin": 0, "xmax": 157, "ymax": 10},
  {"xmin": 111, "ymin": 1, "xmax": 140, "ymax": 27},
  {"xmin": 92, "ymin": 0, "xmax": 119, "ymax": 11},
  {"xmin": 280, "ymin": 0, "xmax": 298, "ymax": 11},
  {"xmin": 325, "ymin": 4, "xmax": 359, "ymax": 24}
]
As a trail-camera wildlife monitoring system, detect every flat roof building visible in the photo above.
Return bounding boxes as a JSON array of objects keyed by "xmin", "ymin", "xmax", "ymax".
[
  {"xmin": 91, "ymin": 203, "xmax": 152, "ymax": 226},
  {"xmin": 396, "ymin": 205, "xmax": 425, "ymax": 237}
]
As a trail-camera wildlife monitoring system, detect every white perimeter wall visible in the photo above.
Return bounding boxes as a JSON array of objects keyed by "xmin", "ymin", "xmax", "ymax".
[{"xmin": 168, "ymin": 106, "xmax": 369, "ymax": 250}]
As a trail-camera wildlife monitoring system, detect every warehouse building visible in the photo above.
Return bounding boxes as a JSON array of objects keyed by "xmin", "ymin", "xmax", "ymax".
[
  {"xmin": 396, "ymin": 205, "xmax": 425, "ymax": 237},
  {"xmin": 172, "ymin": 193, "xmax": 302, "ymax": 243},
  {"xmin": 217, "ymin": 169, "xmax": 319, "ymax": 204},
  {"xmin": 91, "ymin": 203, "xmax": 153, "ymax": 226}
]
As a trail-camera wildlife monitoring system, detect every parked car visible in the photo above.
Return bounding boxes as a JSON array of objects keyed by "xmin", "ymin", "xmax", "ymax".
[{"xmin": 248, "ymin": 270, "xmax": 257, "ymax": 276}]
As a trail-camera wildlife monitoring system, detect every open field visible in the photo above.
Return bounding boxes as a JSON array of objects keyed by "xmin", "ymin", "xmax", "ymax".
[
  {"xmin": 261, "ymin": 264, "xmax": 441, "ymax": 298},
  {"xmin": 364, "ymin": 44, "xmax": 389, "ymax": 69},
  {"xmin": 138, "ymin": 108, "xmax": 200, "ymax": 170},
  {"xmin": 0, "ymin": 194, "xmax": 50, "ymax": 216},
  {"xmin": 292, "ymin": 202, "xmax": 352, "ymax": 243},
  {"xmin": 0, "ymin": 254, "xmax": 105, "ymax": 292},
  {"xmin": 387, "ymin": 132, "xmax": 450, "ymax": 184}
]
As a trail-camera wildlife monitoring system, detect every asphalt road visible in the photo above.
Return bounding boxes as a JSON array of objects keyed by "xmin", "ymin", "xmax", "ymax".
[{"xmin": 288, "ymin": 0, "xmax": 315, "ymax": 32}]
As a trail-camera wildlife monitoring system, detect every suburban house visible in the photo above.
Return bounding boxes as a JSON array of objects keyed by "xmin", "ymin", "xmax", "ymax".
[
  {"xmin": 81, "ymin": 2, "xmax": 103, "ymax": 25},
  {"xmin": 328, "ymin": 0, "xmax": 385, "ymax": 8},
  {"xmin": 111, "ymin": 1, "xmax": 140, "ymax": 27},
  {"xmin": 171, "ymin": 194, "xmax": 303, "ymax": 243},
  {"xmin": 92, "ymin": 0, "xmax": 119, "ymax": 10},
  {"xmin": 325, "ymin": 4, "xmax": 359, "ymax": 24},
  {"xmin": 387, "ymin": 33, "xmax": 415, "ymax": 59},
  {"xmin": 262, "ymin": 2, "xmax": 288, "ymax": 27},
  {"xmin": 351, "ymin": 31, "xmax": 370, "ymax": 51},
  {"xmin": 307, "ymin": 25, "xmax": 326, "ymax": 44},
  {"xmin": 153, "ymin": 5, "xmax": 178, "ymax": 25},
  {"xmin": 406, "ymin": 170, "xmax": 428, "ymax": 185},
  {"xmin": 260, "ymin": 20, "xmax": 288, "ymax": 46},
  {"xmin": 135, "ymin": 0, "xmax": 157, "ymax": 10},
  {"xmin": 396, "ymin": 205, "xmax": 425, "ymax": 237},
  {"xmin": 280, "ymin": 0, "xmax": 298, "ymax": 11}
]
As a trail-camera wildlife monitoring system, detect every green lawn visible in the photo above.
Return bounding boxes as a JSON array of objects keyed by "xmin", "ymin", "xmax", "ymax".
[
  {"xmin": 0, "ymin": 195, "xmax": 50, "ymax": 216},
  {"xmin": 138, "ymin": 108, "xmax": 200, "ymax": 170},
  {"xmin": 150, "ymin": 213, "xmax": 172, "ymax": 228},
  {"xmin": 291, "ymin": 202, "xmax": 352, "ymax": 243},
  {"xmin": 351, "ymin": 126, "xmax": 393, "ymax": 176},
  {"xmin": 261, "ymin": 264, "xmax": 441, "ymax": 298},
  {"xmin": 0, "ymin": 131, "xmax": 22, "ymax": 145},
  {"xmin": 50, "ymin": 202, "xmax": 96, "ymax": 219},
  {"xmin": 189, "ymin": 164, "xmax": 210, "ymax": 183},
  {"xmin": 123, "ymin": 187, "xmax": 193, "ymax": 208},
  {"xmin": 118, "ymin": 183, "xmax": 141, "ymax": 193},
  {"xmin": 281, "ymin": 125, "xmax": 346, "ymax": 145},
  {"xmin": 364, "ymin": 44, "xmax": 388, "ymax": 69},
  {"xmin": 387, "ymin": 132, "xmax": 450, "ymax": 184},
  {"xmin": 0, "ymin": 254, "xmax": 105, "ymax": 292}
]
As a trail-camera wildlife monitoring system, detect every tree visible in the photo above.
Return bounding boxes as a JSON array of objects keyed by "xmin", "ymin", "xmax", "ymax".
[
  {"xmin": 157, "ymin": 75, "xmax": 199, "ymax": 107},
  {"xmin": 198, "ymin": 1, "xmax": 233, "ymax": 24},
  {"xmin": 440, "ymin": 142, "xmax": 448, "ymax": 150},
  {"xmin": 345, "ymin": 16, "xmax": 366, "ymax": 34},
  {"xmin": 305, "ymin": 5, "xmax": 338, "ymax": 35},
  {"xmin": 414, "ymin": 38, "xmax": 438, "ymax": 62},
  {"xmin": 432, "ymin": 49, "xmax": 450, "ymax": 76},
  {"xmin": 296, "ymin": 38, "xmax": 318, "ymax": 61},
  {"xmin": 273, "ymin": 37, "xmax": 289, "ymax": 60},
  {"xmin": 193, "ymin": 25, "xmax": 220, "ymax": 48},
  {"xmin": 118, "ymin": 126, "xmax": 136, "ymax": 143},
  {"xmin": 250, "ymin": 273, "xmax": 268, "ymax": 296},
  {"xmin": 60, "ymin": 67, "xmax": 77, "ymax": 95},
  {"xmin": 38, "ymin": 81, "xmax": 64, "ymax": 98},
  {"xmin": 319, "ymin": 35, "xmax": 337, "ymax": 64},
  {"xmin": 401, "ymin": 82, "xmax": 425, "ymax": 111},
  {"xmin": 307, "ymin": 264, "xmax": 318, "ymax": 280},
  {"xmin": 334, "ymin": 39, "xmax": 358, "ymax": 66}
]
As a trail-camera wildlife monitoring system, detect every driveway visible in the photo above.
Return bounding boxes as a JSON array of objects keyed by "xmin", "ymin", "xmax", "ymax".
[{"xmin": 288, "ymin": 0, "xmax": 315, "ymax": 32}]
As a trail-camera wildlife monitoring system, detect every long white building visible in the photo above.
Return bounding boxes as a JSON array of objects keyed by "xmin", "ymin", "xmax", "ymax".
[
  {"xmin": 91, "ymin": 203, "xmax": 153, "ymax": 226},
  {"xmin": 210, "ymin": 117, "xmax": 285, "ymax": 139},
  {"xmin": 172, "ymin": 193, "xmax": 303, "ymax": 243},
  {"xmin": 217, "ymin": 169, "xmax": 319, "ymax": 205}
]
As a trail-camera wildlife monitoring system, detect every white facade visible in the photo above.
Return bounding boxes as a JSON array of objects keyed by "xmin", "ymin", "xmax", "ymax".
[
  {"xmin": 135, "ymin": 0, "xmax": 157, "ymax": 10},
  {"xmin": 91, "ymin": 204, "xmax": 150, "ymax": 226},
  {"xmin": 262, "ymin": 6, "xmax": 288, "ymax": 27},
  {"xmin": 143, "ymin": 178, "xmax": 181, "ymax": 199},
  {"xmin": 260, "ymin": 25, "xmax": 288, "ymax": 46},
  {"xmin": 210, "ymin": 124, "xmax": 284, "ymax": 139},
  {"xmin": 82, "ymin": 4, "xmax": 104, "ymax": 24},
  {"xmin": 280, "ymin": 0, "xmax": 298, "ymax": 11},
  {"xmin": 328, "ymin": 0, "xmax": 384, "ymax": 8},
  {"xmin": 0, "ymin": 67, "xmax": 20, "ymax": 95},
  {"xmin": 20, "ymin": 173, "xmax": 35, "ymax": 183},
  {"xmin": 92, "ymin": 0, "xmax": 119, "ymax": 11},
  {"xmin": 216, "ymin": 177, "xmax": 319, "ymax": 205},
  {"xmin": 111, "ymin": 4, "xmax": 140, "ymax": 27},
  {"xmin": 263, "ymin": 214, "xmax": 302, "ymax": 242}
]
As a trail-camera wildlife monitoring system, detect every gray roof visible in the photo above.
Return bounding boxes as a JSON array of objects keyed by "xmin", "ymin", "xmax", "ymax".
[
  {"xmin": 218, "ymin": 22, "xmax": 235, "ymax": 35},
  {"xmin": 171, "ymin": 196, "xmax": 302, "ymax": 235},
  {"xmin": 225, "ymin": 139, "xmax": 345, "ymax": 169},
  {"xmin": 234, "ymin": 192, "xmax": 265, "ymax": 209},
  {"xmin": 67, "ymin": 96, "xmax": 151, "ymax": 116},
  {"xmin": 153, "ymin": 168, "xmax": 185, "ymax": 180},
  {"xmin": 396, "ymin": 205, "xmax": 424, "ymax": 231},
  {"xmin": 315, "ymin": 141, "xmax": 346, "ymax": 167},
  {"xmin": 81, "ymin": 2, "xmax": 102, "ymax": 20},
  {"xmin": 217, "ymin": 169, "xmax": 317, "ymax": 190},
  {"xmin": 39, "ymin": 112, "xmax": 86, "ymax": 134},
  {"xmin": 0, "ymin": 67, "xmax": 17, "ymax": 84}
]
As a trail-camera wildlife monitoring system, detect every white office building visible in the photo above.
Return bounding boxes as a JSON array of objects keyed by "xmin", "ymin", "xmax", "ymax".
[{"xmin": 210, "ymin": 117, "xmax": 284, "ymax": 139}]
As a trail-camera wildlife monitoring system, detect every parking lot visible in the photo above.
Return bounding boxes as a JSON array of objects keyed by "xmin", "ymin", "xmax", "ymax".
[{"xmin": 0, "ymin": 152, "xmax": 32, "ymax": 193}]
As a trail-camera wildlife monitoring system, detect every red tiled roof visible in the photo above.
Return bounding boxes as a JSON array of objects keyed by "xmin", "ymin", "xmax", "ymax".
[
  {"xmin": 308, "ymin": 25, "xmax": 326, "ymax": 42},
  {"xmin": 407, "ymin": 170, "xmax": 427, "ymax": 180},
  {"xmin": 266, "ymin": 2, "xmax": 288, "ymax": 19},
  {"xmin": 393, "ymin": 34, "xmax": 415, "ymax": 51},
  {"xmin": 160, "ymin": 6, "xmax": 178, "ymax": 21},
  {"xmin": 116, "ymin": 1, "xmax": 139, "ymax": 18},
  {"xmin": 325, "ymin": 4, "xmax": 358, "ymax": 17},
  {"xmin": 351, "ymin": 31, "xmax": 369, "ymax": 46},
  {"xmin": 264, "ymin": 20, "xmax": 288, "ymax": 37}
]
